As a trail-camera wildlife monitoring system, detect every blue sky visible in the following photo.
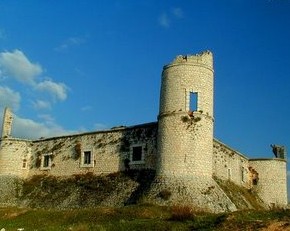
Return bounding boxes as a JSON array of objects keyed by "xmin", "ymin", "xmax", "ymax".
[{"xmin": 0, "ymin": 0, "xmax": 290, "ymax": 197}]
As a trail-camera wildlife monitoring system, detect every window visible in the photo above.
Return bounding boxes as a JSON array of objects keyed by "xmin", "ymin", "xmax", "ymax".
[
  {"xmin": 81, "ymin": 149, "xmax": 94, "ymax": 167},
  {"xmin": 22, "ymin": 159, "xmax": 27, "ymax": 169},
  {"xmin": 43, "ymin": 155, "xmax": 50, "ymax": 167},
  {"xmin": 241, "ymin": 167, "xmax": 246, "ymax": 182},
  {"xmin": 132, "ymin": 146, "xmax": 142, "ymax": 162},
  {"xmin": 130, "ymin": 145, "xmax": 144, "ymax": 164},
  {"xmin": 190, "ymin": 92, "xmax": 198, "ymax": 111},
  {"xmin": 84, "ymin": 151, "xmax": 91, "ymax": 165},
  {"xmin": 41, "ymin": 153, "xmax": 52, "ymax": 170},
  {"xmin": 227, "ymin": 168, "xmax": 231, "ymax": 180}
]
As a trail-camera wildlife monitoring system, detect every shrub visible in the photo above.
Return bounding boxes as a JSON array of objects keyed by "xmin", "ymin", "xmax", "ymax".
[
  {"xmin": 170, "ymin": 205, "xmax": 194, "ymax": 221},
  {"xmin": 181, "ymin": 116, "xmax": 190, "ymax": 122}
]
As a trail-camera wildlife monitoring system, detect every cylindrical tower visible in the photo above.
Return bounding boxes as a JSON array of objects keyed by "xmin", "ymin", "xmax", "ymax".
[
  {"xmin": 249, "ymin": 159, "xmax": 288, "ymax": 208},
  {"xmin": 157, "ymin": 51, "xmax": 214, "ymax": 178}
]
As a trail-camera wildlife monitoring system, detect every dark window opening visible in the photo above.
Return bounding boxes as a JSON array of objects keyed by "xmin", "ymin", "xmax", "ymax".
[
  {"xmin": 43, "ymin": 155, "xmax": 50, "ymax": 167},
  {"xmin": 190, "ymin": 92, "xmax": 198, "ymax": 111},
  {"xmin": 84, "ymin": 151, "xmax": 91, "ymax": 165},
  {"xmin": 227, "ymin": 168, "xmax": 231, "ymax": 180},
  {"xmin": 132, "ymin": 146, "xmax": 142, "ymax": 162},
  {"xmin": 22, "ymin": 159, "xmax": 27, "ymax": 168}
]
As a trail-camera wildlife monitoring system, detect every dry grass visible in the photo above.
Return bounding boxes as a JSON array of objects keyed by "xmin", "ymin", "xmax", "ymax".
[{"xmin": 170, "ymin": 205, "xmax": 195, "ymax": 221}]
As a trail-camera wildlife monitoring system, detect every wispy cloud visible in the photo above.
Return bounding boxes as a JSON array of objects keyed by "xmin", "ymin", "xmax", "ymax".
[
  {"xmin": 81, "ymin": 105, "xmax": 92, "ymax": 112},
  {"xmin": 32, "ymin": 100, "xmax": 51, "ymax": 110},
  {"xmin": 158, "ymin": 7, "xmax": 184, "ymax": 28},
  {"xmin": 158, "ymin": 13, "xmax": 170, "ymax": 28},
  {"xmin": 36, "ymin": 80, "xmax": 68, "ymax": 101},
  {"xmin": 172, "ymin": 7, "xmax": 184, "ymax": 19},
  {"xmin": 55, "ymin": 36, "xmax": 86, "ymax": 51},
  {"xmin": 0, "ymin": 86, "xmax": 21, "ymax": 111},
  {"xmin": 94, "ymin": 123, "xmax": 108, "ymax": 131}
]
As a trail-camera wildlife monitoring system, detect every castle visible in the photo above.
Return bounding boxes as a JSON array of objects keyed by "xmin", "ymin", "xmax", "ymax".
[{"xmin": 0, "ymin": 51, "xmax": 287, "ymax": 212}]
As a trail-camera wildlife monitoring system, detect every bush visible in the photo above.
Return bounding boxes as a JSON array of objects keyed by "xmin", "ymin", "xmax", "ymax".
[{"xmin": 170, "ymin": 205, "xmax": 195, "ymax": 221}]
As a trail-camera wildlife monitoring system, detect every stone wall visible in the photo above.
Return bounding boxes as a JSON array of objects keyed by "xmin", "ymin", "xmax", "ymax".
[
  {"xmin": 213, "ymin": 139, "xmax": 249, "ymax": 188},
  {"xmin": 0, "ymin": 138, "xmax": 31, "ymax": 178},
  {"xmin": 249, "ymin": 158, "xmax": 288, "ymax": 208},
  {"xmin": 0, "ymin": 123, "xmax": 157, "ymax": 179},
  {"xmin": 26, "ymin": 123, "xmax": 157, "ymax": 177}
]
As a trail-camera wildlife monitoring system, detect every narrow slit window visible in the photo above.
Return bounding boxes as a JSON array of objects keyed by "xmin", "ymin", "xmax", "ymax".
[
  {"xmin": 22, "ymin": 159, "xmax": 27, "ymax": 169},
  {"xmin": 227, "ymin": 168, "xmax": 232, "ymax": 180},
  {"xmin": 43, "ymin": 155, "xmax": 50, "ymax": 167},
  {"xmin": 84, "ymin": 151, "xmax": 92, "ymax": 165},
  {"xmin": 190, "ymin": 92, "xmax": 198, "ymax": 111}
]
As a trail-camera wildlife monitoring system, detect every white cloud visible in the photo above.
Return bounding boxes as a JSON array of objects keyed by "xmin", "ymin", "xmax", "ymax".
[
  {"xmin": 0, "ymin": 49, "xmax": 69, "ymax": 105},
  {"xmin": 0, "ymin": 49, "xmax": 42, "ymax": 84},
  {"xmin": 0, "ymin": 86, "xmax": 21, "ymax": 111},
  {"xmin": 36, "ymin": 80, "xmax": 68, "ymax": 101},
  {"xmin": 12, "ymin": 114, "xmax": 75, "ymax": 139},
  {"xmin": 32, "ymin": 100, "xmax": 51, "ymax": 110},
  {"xmin": 158, "ymin": 13, "xmax": 170, "ymax": 28}
]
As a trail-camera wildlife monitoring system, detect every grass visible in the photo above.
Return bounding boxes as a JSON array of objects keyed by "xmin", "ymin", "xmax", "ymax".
[
  {"xmin": 0, "ymin": 205, "xmax": 289, "ymax": 231},
  {"xmin": 214, "ymin": 177, "xmax": 264, "ymax": 210}
]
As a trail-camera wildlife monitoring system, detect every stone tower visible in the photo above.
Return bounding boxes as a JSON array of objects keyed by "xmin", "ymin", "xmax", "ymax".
[
  {"xmin": 150, "ymin": 51, "xmax": 235, "ymax": 212},
  {"xmin": 1, "ymin": 107, "xmax": 13, "ymax": 138},
  {"xmin": 157, "ymin": 51, "xmax": 214, "ymax": 178}
]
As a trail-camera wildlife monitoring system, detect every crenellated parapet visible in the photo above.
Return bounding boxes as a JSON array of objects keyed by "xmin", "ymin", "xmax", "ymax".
[{"xmin": 164, "ymin": 50, "xmax": 213, "ymax": 71}]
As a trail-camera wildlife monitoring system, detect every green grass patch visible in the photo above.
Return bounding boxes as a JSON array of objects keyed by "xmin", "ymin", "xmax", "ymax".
[{"xmin": 1, "ymin": 206, "xmax": 289, "ymax": 231}]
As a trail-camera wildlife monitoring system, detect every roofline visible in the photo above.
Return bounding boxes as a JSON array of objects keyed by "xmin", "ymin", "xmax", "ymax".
[
  {"xmin": 32, "ymin": 122, "xmax": 158, "ymax": 143},
  {"xmin": 213, "ymin": 138, "xmax": 249, "ymax": 160},
  {"xmin": 249, "ymin": 158, "xmax": 287, "ymax": 163}
]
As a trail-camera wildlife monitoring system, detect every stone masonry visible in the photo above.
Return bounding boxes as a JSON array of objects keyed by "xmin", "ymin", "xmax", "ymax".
[{"xmin": 0, "ymin": 51, "xmax": 287, "ymax": 211}]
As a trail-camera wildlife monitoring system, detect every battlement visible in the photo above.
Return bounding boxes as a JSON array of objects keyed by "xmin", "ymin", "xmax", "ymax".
[{"xmin": 164, "ymin": 50, "xmax": 213, "ymax": 70}]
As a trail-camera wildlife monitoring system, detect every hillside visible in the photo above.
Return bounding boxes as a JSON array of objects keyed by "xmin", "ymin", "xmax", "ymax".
[{"xmin": 0, "ymin": 170, "xmax": 265, "ymax": 211}]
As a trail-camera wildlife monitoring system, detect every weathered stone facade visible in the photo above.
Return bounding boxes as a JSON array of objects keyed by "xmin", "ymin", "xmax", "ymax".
[{"xmin": 0, "ymin": 51, "xmax": 287, "ymax": 211}]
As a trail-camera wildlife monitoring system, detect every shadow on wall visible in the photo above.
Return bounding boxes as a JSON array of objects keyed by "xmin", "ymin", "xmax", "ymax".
[{"xmin": 117, "ymin": 123, "xmax": 158, "ymax": 173}]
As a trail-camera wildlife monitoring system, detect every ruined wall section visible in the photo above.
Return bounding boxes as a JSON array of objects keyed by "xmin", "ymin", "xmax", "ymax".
[
  {"xmin": 213, "ymin": 139, "xmax": 249, "ymax": 188},
  {"xmin": 249, "ymin": 159, "xmax": 288, "ymax": 208},
  {"xmin": 0, "ymin": 138, "xmax": 32, "ymax": 178},
  {"xmin": 28, "ymin": 123, "xmax": 157, "ymax": 177}
]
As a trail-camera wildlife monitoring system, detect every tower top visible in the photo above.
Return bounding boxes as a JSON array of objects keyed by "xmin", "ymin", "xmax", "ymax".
[
  {"xmin": 164, "ymin": 50, "xmax": 213, "ymax": 70},
  {"xmin": 1, "ymin": 107, "xmax": 13, "ymax": 138}
]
